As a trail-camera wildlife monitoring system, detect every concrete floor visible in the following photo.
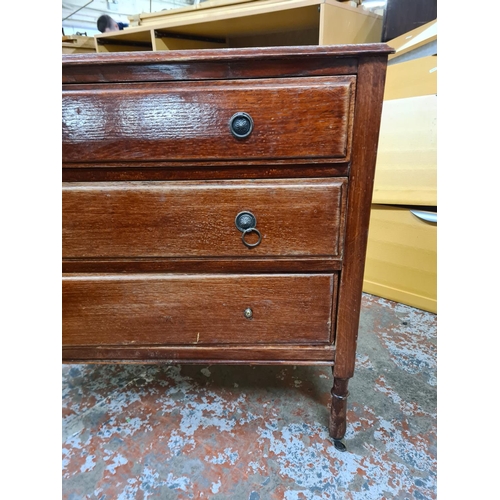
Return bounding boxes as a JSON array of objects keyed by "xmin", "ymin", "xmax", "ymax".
[{"xmin": 62, "ymin": 293, "xmax": 437, "ymax": 499}]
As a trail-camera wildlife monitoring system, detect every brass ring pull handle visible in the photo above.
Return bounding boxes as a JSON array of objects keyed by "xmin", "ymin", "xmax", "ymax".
[
  {"xmin": 235, "ymin": 211, "xmax": 261, "ymax": 249},
  {"xmin": 241, "ymin": 228, "xmax": 262, "ymax": 248},
  {"xmin": 229, "ymin": 112, "xmax": 254, "ymax": 139}
]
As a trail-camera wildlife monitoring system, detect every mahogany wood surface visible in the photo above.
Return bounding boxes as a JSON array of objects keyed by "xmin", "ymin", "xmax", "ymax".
[
  {"xmin": 63, "ymin": 273, "xmax": 337, "ymax": 346},
  {"xmin": 329, "ymin": 376, "xmax": 349, "ymax": 440},
  {"xmin": 61, "ymin": 44, "xmax": 392, "ymax": 85},
  {"xmin": 62, "ymin": 345, "xmax": 336, "ymax": 363},
  {"xmin": 61, "ymin": 164, "xmax": 350, "ymax": 180},
  {"xmin": 62, "ymin": 45, "xmax": 393, "ymax": 441},
  {"xmin": 62, "ymin": 257, "xmax": 343, "ymax": 274},
  {"xmin": 333, "ymin": 56, "xmax": 389, "ymax": 380},
  {"xmin": 62, "ymin": 56, "xmax": 358, "ymax": 85},
  {"xmin": 63, "ymin": 76, "xmax": 355, "ymax": 164},
  {"xmin": 63, "ymin": 179, "xmax": 347, "ymax": 259}
]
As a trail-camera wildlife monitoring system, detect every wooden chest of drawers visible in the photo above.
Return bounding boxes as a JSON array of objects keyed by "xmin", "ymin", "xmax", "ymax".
[{"xmin": 62, "ymin": 45, "xmax": 392, "ymax": 448}]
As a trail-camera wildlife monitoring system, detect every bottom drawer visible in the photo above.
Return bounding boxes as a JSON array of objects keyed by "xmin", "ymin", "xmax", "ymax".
[
  {"xmin": 63, "ymin": 273, "xmax": 337, "ymax": 346},
  {"xmin": 363, "ymin": 205, "xmax": 437, "ymax": 313}
]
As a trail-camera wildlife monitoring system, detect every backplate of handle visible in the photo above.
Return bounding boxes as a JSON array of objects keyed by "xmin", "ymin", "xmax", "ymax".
[{"xmin": 229, "ymin": 112, "xmax": 254, "ymax": 139}]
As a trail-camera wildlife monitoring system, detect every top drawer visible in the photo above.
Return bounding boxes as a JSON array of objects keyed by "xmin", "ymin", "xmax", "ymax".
[{"xmin": 62, "ymin": 76, "xmax": 356, "ymax": 164}]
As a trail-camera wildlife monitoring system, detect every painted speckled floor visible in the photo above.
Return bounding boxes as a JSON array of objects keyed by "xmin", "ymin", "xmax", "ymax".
[{"xmin": 62, "ymin": 293, "xmax": 437, "ymax": 499}]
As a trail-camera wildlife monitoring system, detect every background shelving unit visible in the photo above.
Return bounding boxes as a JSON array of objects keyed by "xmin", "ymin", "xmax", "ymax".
[{"xmin": 92, "ymin": 0, "xmax": 383, "ymax": 52}]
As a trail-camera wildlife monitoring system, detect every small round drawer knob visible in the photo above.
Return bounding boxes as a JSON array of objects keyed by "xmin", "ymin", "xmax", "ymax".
[
  {"xmin": 244, "ymin": 308, "xmax": 253, "ymax": 319},
  {"xmin": 229, "ymin": 112, "xmax": 254, "ymax": 139}
]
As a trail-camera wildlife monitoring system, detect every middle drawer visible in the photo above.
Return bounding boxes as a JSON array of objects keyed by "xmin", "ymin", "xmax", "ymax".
[{"xmin": 63, "ymin": 178, "xmax": 347, "ymax": 259}]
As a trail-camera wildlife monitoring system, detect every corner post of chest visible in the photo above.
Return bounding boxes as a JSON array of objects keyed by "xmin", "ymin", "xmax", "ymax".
[{"xmin": 329, "ymin": 54, "xmax": 390, "ymax": 446}]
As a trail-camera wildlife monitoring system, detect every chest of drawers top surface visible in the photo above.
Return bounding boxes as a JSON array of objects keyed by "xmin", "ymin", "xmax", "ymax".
[{"xmin": 62, "ymin": 45, "xmax": 392, "ymax": 442}]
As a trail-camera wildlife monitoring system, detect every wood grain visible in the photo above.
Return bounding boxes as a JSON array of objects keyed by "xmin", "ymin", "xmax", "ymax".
[
  {"xmin": 62, "ymin": 344, "xmax": 336, "ymax": 363},
  {"xmin": 329, "ymin": 376, "xmax": 349, "ymax": 439},
  {"xmin": 62, "ymin": 76, "xmax": 355, "ymax": 163},
  {"xmin": 62, "ymin": 257, "xmax": 343, "ymax": 274},
  {"xmin": 334, "ymin": 55, "xmax": 389, "ymax": 380},
  {"xmin": 61, "ymin": 45, "xmax": 393, "ymax": 442},
  {"xmin": 63, "ymin": 178, "xmax": 347, "ymax": 259},
  {"xmin": 63, "ymin": 273, "xmax": 337, "ymax": 346},
  {"xmin": 63, "ymin": 56, "xmax": 358, "ymax": 84},
  {"xmin": 61, "ymin": 164, "xmax": 350, "ymax": 181},
  {"xmin": 62, "ymin": 45, "xmax": 393, "ymax": 85}
]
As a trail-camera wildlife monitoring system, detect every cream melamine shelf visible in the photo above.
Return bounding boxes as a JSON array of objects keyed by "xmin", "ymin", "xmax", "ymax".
[{"xmin": 94, "ymin": 0, "xmax": 382, "ymax": 52}]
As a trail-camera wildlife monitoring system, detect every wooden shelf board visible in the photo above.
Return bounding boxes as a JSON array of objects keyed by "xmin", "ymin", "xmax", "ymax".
[{"xmin": 96, "ymin": 0, "xmax": 380, "ymax": 43}]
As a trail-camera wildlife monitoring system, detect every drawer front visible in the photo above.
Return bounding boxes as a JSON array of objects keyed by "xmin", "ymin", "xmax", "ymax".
[
  {"xmin": 62, "ymin": 76, "xmax": 355, "ymax": 163},
  {"xmin": 62, "ymin": 274, "xmax": 336, "ymax": 346},
  {"xmin": 63, "ymin": 178, "xmax": 347, "ymax": 259},
  {"xmin": 363, "ymin": 205, "xmax": 437, "ymax": 313},
  {"xmin": 373, "ymin": 95, "xmax": 437, "ymax": 206}
]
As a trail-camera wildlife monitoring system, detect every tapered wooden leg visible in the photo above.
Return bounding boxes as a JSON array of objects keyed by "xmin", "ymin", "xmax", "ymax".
[{"xmin": 329, "ymin": 372, "xmax": 349, "ymax": 451}]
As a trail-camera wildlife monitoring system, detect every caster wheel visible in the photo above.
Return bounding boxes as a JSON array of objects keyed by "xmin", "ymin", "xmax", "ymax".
[{"xmin": 333, "ymin": 440, "xmax": 347, "ymax": 452}]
